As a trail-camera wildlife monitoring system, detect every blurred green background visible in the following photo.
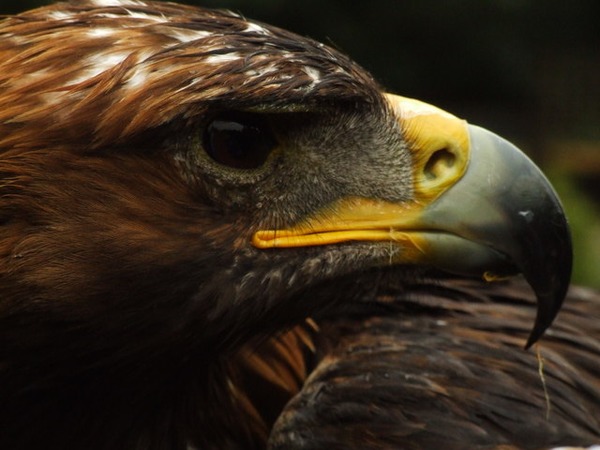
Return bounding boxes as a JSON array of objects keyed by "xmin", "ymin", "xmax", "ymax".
[{"xmin": 2, "ymin": 0, "xmax": 599, "ymax": 288}]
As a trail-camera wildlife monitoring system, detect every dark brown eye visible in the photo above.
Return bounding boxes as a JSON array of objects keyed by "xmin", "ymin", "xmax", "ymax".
[{"xmin": 203, "ymin": 112, "xmax": 276, "ymax": 170}]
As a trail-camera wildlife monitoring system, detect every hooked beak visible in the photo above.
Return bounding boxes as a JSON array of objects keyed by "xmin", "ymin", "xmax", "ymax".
[{"xmin": 253, "ymin": 94, "xmax": 572, "ymax": 348}]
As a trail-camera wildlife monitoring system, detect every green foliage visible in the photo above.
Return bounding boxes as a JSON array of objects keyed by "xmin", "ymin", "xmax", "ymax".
[{"xmin": 550, "ymin": 172, "xmax": 600, "ymax": 289}]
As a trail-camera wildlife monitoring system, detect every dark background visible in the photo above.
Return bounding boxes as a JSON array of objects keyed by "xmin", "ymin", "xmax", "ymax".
[{"xmin": 2, "ymin": 0, "xmax": 599, "ymax": 287}]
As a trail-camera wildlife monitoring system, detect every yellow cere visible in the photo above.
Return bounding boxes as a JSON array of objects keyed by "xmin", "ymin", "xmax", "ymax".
[{"xmin": 384, "ymin": 94, "xmax": 470, "ymax": 202}]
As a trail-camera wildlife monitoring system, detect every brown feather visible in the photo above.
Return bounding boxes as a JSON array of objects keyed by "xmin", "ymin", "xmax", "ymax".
[
  {"xmin": 0, "ymin": 1, "xmax": 377, "ymax": 151},
  {"xmin": 0, "ymin": 2, "xmax": 598, "ymax": 450},
  {"xmin": 270, "ymin": 276, "xmax": 600, "ymax": 449}
]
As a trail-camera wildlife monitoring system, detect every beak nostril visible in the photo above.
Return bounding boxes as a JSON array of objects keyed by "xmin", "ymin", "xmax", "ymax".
[{"xmin": 424, "ymin": 148, "xmax": 456, "ymax": 180}]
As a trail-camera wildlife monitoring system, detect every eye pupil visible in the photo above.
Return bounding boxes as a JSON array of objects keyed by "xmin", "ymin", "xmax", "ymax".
[{"xmin": 203, "ymin": 113, "xmax": 276, "ymax": 170}]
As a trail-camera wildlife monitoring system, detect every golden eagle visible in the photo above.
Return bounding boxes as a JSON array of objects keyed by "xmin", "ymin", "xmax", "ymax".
[{"xmin": 0, "ymin": 1, "xmax": 597, "ymax": 449}]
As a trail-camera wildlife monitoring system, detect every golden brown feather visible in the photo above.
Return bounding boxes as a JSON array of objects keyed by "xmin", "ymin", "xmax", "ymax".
[
  {"xmin": 0, "ymin": 2, "xmax": 597, "ymax": 450},
  {"xmin": 270, "ymin": 277, "xmax": 600, "ymax": 449}
]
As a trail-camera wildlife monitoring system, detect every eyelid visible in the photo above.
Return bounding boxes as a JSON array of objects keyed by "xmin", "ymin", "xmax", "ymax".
[{"xmin": 202, "ymin": 111, "xmax": 277, "ymax": 171}]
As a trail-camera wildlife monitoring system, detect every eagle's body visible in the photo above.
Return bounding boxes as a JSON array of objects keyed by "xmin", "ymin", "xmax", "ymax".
[
  {"xmin": 271, "ymin": 278, "xmax": 600, "ymax": 449},
  {"xmin": 0, "ymin": 1, "xmax": 598, "ymax": 449}
]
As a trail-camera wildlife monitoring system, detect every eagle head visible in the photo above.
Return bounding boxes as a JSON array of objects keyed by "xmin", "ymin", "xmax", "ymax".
[{"xmin": 0, "ymin": 1, "xmax": 572, "ymax": 448}]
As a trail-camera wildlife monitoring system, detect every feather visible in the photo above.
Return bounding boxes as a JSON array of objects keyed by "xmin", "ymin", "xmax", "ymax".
[{"xmin": 0, "ymin": 2, "xmax": 597, "ymax": 450}]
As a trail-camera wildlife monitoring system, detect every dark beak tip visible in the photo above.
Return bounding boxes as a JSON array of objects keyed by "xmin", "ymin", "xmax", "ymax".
[
  {"xmin": 525, "ymin": 295, "xmax": 563, "ymax": 349},
  {"xmin": 462, "ymin": 125, "xmax": 573, "ymax": 349},
  {"xmin": 524, "ymin": 244, "xmax": 572, "ymax": 349},
  {"xmin": 516, "ymin": 183, "xmax": 573, "ymax": 350}
]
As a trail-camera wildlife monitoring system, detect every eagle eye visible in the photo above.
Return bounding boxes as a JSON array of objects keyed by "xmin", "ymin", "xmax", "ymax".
[{"xmin": 203, "ymin": 112, "xmax": 276, "ymax": 170}]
